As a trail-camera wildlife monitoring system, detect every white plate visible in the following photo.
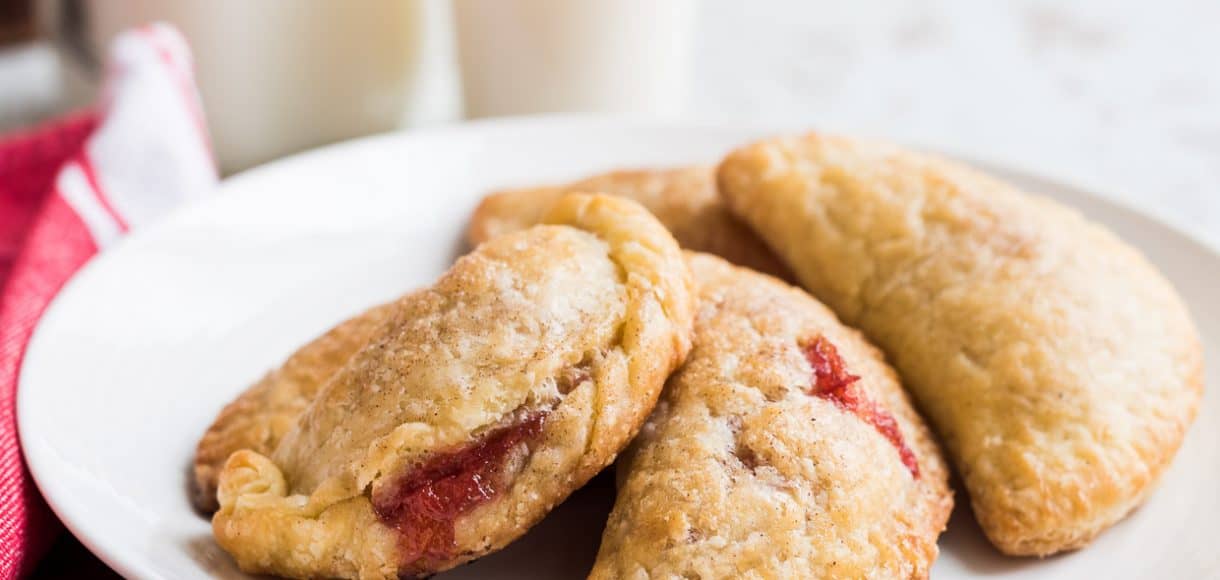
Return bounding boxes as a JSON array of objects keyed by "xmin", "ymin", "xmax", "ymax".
[{"xmin": 19, "ymin": 116, "xmax": 1220, "ymax": 579}]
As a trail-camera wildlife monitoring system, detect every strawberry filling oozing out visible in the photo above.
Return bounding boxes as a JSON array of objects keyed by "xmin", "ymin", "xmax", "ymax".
[
  {"xmin": 371, "ymin": 412, "xmax": 547, "ymax": 572},
  {"xmin": 802, "ymin": 336, "xmax": 920, "ymax": 478}
]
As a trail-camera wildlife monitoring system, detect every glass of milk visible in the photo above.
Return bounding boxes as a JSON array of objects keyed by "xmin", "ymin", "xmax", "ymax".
[
  {"xmin": 453, "ymin": 0, "xmax": 696, "ymax": 118},
  {"xmin": 47, "ymin": 0, "xmax": 459, "ymax": 173}
]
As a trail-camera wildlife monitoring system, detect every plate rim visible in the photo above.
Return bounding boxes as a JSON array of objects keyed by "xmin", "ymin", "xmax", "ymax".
[{"xmin": 16, "ymin": 114, "xmax": 1220, "ymax": 579}]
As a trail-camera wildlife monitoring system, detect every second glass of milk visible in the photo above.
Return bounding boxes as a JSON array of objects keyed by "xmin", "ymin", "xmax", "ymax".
[{"xmin": 453, "ymin": 0, "xmax": 696, "ymax": 118}]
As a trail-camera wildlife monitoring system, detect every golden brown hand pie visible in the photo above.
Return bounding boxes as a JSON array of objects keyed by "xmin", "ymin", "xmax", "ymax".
[
  {"xmin": 718, "ymin": 133, "xmax": 1204, "ymax": 556},
  {"xmin": 192, "ymin": 302, "xmax": 395, "ymax": 513},
  {"xmin": 211, "ymin": 194, "xmax": 695, "ymax": 579},
  {"xmin": 590, "ymin": 253, "xmax": 952, "ymax": 579},
  {"xmin": 467, "ymin": 166, "xmax": 793, "ymax": 280}
]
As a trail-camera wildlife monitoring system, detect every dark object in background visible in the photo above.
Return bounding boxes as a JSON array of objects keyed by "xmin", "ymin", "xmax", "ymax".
[
  {"xmin": 30, "ymin": 534, "xmax": 122, "ymax": 579},
  {"xmin": 0, "ymin": 0, "xmax": 34, "ymax": 45}
]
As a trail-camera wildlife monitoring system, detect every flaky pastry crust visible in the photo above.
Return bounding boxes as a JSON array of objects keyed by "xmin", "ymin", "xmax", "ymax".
[
  {"xmin": 192, "ymin": 303, "xmax": 395, "ymax": 513},
  {"xmin": 467, "ymin": 166, "xmax": 792, "ymax": 280},
  {"xmin": 590, "ymin": 253, "xmax": 952, "ymax": 579},
  {"xmin": 211, "ymin": 194, "xmax": 694, "ymax": 578},
  {"xmin": 718, "ymin": 133, "xmax": 1204, "ymax": 556}
]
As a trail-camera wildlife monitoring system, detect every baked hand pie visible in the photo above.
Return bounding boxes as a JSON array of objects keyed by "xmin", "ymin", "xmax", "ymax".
[
  {"xmin": 192, "ymin": 302, "xmax": 395, "ymax": 513},
  {"xmin": 467, "ymin": 166, "xmax": 792, "ymax": 280},
  {"xmin": 718, "ymin": 133, "xmax": 1204, "ymax": 556},
  {"xmin": 212, "ymin": 194, "xmax": 695, "ymax": 579},
  {"xmin": 590, "ymin": 252, "xmax": 952, "ymax": 579}
]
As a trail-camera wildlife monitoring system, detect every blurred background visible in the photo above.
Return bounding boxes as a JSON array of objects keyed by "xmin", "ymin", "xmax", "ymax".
[
  {"xmin": 0, "ymin": 0, "xmax": 1216, "ymax": 576},
  {"xmin": 1, "ymin": 0, "xmax": 1217, "ymax": 248}
]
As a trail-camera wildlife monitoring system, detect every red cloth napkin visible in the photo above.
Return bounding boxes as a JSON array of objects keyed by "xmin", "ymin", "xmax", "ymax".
[{"xmin": 0, "ymin": 24, "xmax": 216, "ymax": 577}]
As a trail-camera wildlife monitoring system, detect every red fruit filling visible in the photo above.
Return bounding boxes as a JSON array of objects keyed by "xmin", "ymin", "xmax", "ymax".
[
  {"xmin": 802, "ymin": 336, "xmax": 920, "ymax": 478},
  {"xmin": 371, "ymin": 412, "xmax": 547, "ymax": 572}
]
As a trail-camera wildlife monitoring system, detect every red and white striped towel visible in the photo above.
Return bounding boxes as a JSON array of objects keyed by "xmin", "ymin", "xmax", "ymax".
[{"xmin": 0, "ymin": 24, "xmax": 216, "ymax": 577}]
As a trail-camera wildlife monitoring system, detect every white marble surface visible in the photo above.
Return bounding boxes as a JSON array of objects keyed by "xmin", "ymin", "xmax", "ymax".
[
  {"xmin": 692, "ymin": 0, "xmax": 1220, "ymax": 246},
  {"xmin": 3, "ymin": 0, "xmax": 1217, "ymax": 245}
]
